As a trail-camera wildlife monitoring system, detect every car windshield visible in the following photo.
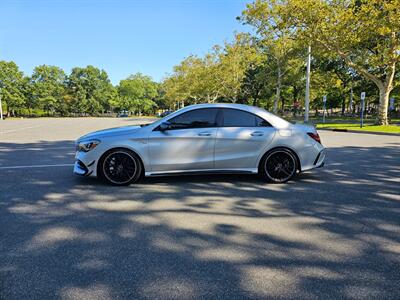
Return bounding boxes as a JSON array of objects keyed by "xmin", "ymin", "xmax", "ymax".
[{"xmin": 139, "ymin": 111, "xmax": 175, "ymax": 127}]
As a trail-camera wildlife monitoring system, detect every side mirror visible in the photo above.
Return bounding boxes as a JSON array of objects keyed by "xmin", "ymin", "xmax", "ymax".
[{"xmin": 159, "ymin": 121, "xmax": 171, "ymax": 131}]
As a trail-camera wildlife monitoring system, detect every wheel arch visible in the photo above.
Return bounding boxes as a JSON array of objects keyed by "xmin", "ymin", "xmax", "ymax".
[
  {"xmin": 97, "ymin": 146, "xmax": 145, "ymax": 178},
  {"xmin": 258, "ymin": 146, "xmax": 301, "ymax": 172}
]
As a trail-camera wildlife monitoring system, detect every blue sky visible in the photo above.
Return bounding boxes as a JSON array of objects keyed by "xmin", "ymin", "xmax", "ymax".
[{"xmin": 0, "ymin": 0, "xmax": 250, "ymax": 84}]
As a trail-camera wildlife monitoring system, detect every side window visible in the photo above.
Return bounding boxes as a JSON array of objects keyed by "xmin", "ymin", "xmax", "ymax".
[
  {"xmin": 222, "ymin": 109, "xmax": 272, "ymax": 127},
  {"xmin": 255, "ymin": 116, "xmax": 272, "ymax": 127},
  {"xmin": 168, "ymin": 108, "xmax": 218, "ymax": 130}
]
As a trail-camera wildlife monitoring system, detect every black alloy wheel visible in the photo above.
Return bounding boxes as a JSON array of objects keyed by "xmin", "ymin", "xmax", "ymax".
[
  {"xmin": 100, "ymin": 149, "xmax": 142, "ymax": 185},
  {"xmin": 261, "ymin": 149, "xmax": 297, "ymax": 183}
]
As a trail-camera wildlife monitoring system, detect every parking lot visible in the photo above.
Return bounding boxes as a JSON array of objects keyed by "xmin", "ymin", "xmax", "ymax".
[{"xmin": 1, "ymin": 118, "xmax": 399, "ymax": 299}]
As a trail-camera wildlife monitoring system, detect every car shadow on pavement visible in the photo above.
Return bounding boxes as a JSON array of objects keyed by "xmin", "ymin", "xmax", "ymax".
[{"xmin": 0, "ymin": 140, "xmax": 399, "ymax": 299}]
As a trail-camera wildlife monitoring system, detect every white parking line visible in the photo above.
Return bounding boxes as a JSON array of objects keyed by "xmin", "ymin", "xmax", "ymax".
[
  {"xmin": 0, "ymin": 163, "xmax": 74, "ymax": 170},
  {"xmin": 0, "ymin": 125, "xmax": 46, "ymax": 134},
  {"xmin": 0, "ymin": 146, "xmax": 74, "ymax": 151}
]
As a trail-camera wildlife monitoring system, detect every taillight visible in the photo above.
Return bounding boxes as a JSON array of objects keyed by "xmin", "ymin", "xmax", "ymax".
[{"xmin": 307, "ymin": 132, "xmax": 322, "ymax": 144}]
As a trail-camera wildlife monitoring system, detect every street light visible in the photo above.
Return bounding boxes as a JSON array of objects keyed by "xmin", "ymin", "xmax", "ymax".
[
  {"xmin": 304, "ymin": 45, "xmax": 311, "ymax": 123},
  {"xmin": 0, "ymin": 89, "xmax": 3, "ymax": 120}
]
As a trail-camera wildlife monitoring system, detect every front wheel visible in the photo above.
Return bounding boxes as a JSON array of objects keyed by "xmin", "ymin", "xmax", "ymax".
[
  {"xmin": 98, "ymin": 149, "xmax": 142, "ymax": 185},
  {"xmin": 260, "ymin": 149, "xmax": 297, "ymax": 183}
]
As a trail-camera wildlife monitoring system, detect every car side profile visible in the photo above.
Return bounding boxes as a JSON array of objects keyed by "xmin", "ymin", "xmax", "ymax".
[{"xmin": 74, "ymin": 103, "xmax": 325, "ymax": 185}]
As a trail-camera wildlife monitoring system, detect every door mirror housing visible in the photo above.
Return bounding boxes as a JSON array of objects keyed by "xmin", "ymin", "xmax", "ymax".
[{"xmin": 159, "ymin": 121, "xmax": 171, "ymax": 131}]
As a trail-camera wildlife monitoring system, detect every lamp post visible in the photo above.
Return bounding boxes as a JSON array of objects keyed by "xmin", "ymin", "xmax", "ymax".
[
  {"xmin": 304, "ymin": 45, "xmax": 311, "ymax": 123},
  {"xmin": 0, "ymin": 90, "xmax": 3, "ymax": 120},
  {"xmin": 360, "ymin": 92, "xmax": 366, "ymax": 128}
]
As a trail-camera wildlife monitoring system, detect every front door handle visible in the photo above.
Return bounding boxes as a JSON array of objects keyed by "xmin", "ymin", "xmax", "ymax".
[
  {"xmin": 251, "ymin": 131, "xmax": 264, "ymax": 136},
  {"xmin": 198, "ymin": 131, "xmax": 212, "ymax": 136}
]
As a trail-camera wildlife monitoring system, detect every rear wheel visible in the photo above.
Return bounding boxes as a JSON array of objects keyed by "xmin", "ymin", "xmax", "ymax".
[
  {"xmin": 260, "ymin": 149, "xmax": 297, "ymax": 183},
  {"xmin": 99, "ymin": 149, "xmax": 142, "ymax": 185}
]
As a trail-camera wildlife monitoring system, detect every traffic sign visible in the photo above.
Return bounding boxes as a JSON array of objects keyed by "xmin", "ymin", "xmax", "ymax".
[{"xmin": 389, "ymin": 98, "xmax": 395, "ymax": 111}]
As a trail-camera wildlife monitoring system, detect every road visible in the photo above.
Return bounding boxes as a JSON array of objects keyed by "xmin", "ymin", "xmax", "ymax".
[{"xmin": 1, "ymin": 118, "xmax": 399, "ymax": 299}]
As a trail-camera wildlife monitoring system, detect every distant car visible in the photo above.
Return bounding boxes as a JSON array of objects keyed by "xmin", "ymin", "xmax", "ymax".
[
  {"xmin": 74, "ymin": 103, "xmax": 325, "ymax": 185},
  {"xmin": 117, "ymin": 112, "xmax": 129, "ymax": 118},
  {"xmin": 158, "ymin": 110, "xmax": 173, "ymax": 118}
]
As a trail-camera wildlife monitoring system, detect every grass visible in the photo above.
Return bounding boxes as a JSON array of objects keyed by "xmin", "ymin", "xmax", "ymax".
[{"xmin": 316, "ymin": 123, "xmax": 400, "ymax": 133}]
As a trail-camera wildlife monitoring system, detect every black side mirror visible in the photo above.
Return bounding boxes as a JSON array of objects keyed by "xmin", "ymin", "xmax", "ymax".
[{"xmin": 159, "ymin": 121, "xmax": 171, "ymax": 131}]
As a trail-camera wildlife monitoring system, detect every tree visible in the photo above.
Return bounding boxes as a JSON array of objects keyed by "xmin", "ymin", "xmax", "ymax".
[
  {"xmin": 240, "ymin": 63, "xmax": 272, "ymax": 107},
  {"xmin": 67, "ymin": 66, "xmax": 115, "ymax": 115},
  {"xmin": 117, "ymin": 73, "xmax": 158, "ymax": 115},
  {"xmin": 240, "ymin": 7, "xmax": 301, "ymax": 112},
  {"xmin": 218, "ymin": 33, "xmax": 262, "ymax": 102},
  {"xmin": 0, "ymin": 61, "xmax": 25, "ymax": 116},
  {"xmin": 191, "ymin": 50, "xmax": 224, "ymax": 104},
  {"xmin": 242, "ymin": 0, "xmax": 400, "ymax": 124},
  {"xmin": 163, "ymin": 56, "xmax": 204, "ymax": 106},
  {"xmin": 30, "ymin": 65, "xmax": 66, "ymax": 115}
]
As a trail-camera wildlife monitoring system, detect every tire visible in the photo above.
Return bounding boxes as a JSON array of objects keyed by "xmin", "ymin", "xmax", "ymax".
[
  {"xmin": 98, "ymin": 148, "xmax": 142, "ymax": 186},
  {"xmin": 259, "ymin": 148, "xmax": 297, "ymax": 183}
]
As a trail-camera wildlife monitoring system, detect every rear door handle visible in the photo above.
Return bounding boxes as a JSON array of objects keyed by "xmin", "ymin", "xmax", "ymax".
[
  {"xmin": 198, "ymin": 131, "xmax": 212, "ymax": 136},
  {"xmin": 251, "ymin": 131, "xmax": 264, "ymax": 136}
]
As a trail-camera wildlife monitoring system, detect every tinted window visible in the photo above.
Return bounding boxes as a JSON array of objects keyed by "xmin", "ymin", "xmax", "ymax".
[
  {"xmin": 222, "ymin": 109, "xmax": 271, "ymax": 127},
  {"xmin": 168, "ymin": 108, "xmax": 218, "ymax": 130}
]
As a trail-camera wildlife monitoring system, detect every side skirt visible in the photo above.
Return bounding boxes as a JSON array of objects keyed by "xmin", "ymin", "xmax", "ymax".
[{"xmin": 145, "ymin": 168, "xmax": 258, "ymax": 177}]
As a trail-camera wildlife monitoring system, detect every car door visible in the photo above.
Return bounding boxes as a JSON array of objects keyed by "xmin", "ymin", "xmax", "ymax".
[
  {"xmin": 214, "ymin": 108, "xmax": 276, "ymax": 170},
  {"xmin": 148, "ymin": 108, "xmax": 219, "ymax": 173}
]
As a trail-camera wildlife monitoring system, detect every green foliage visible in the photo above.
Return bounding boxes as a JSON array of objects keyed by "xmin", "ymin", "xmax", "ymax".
[
  {"xmin": 30, "ymin": 65, "xmax": 66, "ymax": 115},
  {"xmin": 67, "ymin": 66, "xmax": 117, "ymax": 115},
  {"xmin": 1, "ymin": 1, "xmax": 399, "ymax": 123},
  {"xmin": 163, "ymin": 33, "xmax": 263, "ymax": 105},
  {"xmin": 317, "ymin": 123, "xmax": 400, "ymax": 134},
  {"xmin": 117, "ymin": 73, "xmax": 158, "ymax": 114},
  {"xmin": 242, "ymin": 0, "xmax": 400, "ymax": 124},
  {"xmin": 0, "ymin": 61, "xmax": 26, "ymax": 116}
]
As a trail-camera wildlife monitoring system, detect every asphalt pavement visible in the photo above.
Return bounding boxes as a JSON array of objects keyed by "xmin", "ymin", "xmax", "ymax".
[{"xmin": 0, "ymin": 118, "xmax": 399, "ymax": 299}]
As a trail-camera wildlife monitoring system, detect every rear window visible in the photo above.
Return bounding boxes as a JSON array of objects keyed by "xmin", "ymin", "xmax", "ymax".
[{"xmin": 221, "ymin": 108, "xmax": 271, "ymax": 127}]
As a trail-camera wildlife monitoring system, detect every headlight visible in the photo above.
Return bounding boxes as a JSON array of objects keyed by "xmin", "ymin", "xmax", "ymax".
[{"xmin": 76, "ymin": 139, "xmax": 100, "ymax": 152}]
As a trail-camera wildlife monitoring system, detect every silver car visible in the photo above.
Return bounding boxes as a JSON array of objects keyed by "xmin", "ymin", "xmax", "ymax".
[{"xmin": 74, "ymin": 103, "xmax": 325, "ymax": 185}]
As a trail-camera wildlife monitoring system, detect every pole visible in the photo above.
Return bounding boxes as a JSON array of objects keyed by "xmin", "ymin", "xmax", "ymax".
[
  {"xmin": 304, "ymin": 45, "xmax": 311, "ymax": 123},
  {"xmin": 360, "ymin": 92, "xmax": 365, "ymax": 128},
  {"xmin": 0, "ymin": 92, "xmax": 3, "ymax": 120},
  {"xmin": 322, "ymin": 95, "xmax": 327, "ymax": 124},
  {"xmin": 349, "ymin": 87, "xmax": 353, "ymax": 114}
]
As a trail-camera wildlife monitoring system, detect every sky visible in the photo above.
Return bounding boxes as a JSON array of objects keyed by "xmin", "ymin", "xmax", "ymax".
[{"xmin": 0, "ymin": 0, "xmax": 250, "ymax": 84}]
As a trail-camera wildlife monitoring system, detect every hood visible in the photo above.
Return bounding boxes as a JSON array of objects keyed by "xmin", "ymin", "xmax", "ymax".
[{"xmin": 77, "ymin": 125, "xmax": 141, "ymax": 141}]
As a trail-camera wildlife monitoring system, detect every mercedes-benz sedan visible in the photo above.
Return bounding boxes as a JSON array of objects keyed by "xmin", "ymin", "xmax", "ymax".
[{"xmin": 74, "ymin": 103, "xmax": 325, "ymax": 185}]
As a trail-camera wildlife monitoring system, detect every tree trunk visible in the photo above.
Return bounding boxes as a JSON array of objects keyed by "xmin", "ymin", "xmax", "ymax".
[
  {"xmin": 348, "ymin": 87, "xmax": 353, "ymax": 114},
  {"xmin": 377, "ymin": 86, "xmax": 390, "ymax": 125},
  {"xmin": 341, "ymin": 95, "xmax": 346, "ymax": 116},
  {"xmin": 252, "ymin": 97, "xmax": 258, "ymax": 107},
  {"xmin": 354, "ymin": 62, "xmax": 394, "ymax": 125},
  {"xmin": 274, "ymin": 66, "xmax": 281, "ymax": 113}
]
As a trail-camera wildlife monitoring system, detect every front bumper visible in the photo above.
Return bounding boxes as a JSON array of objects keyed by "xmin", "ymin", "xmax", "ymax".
[
  {"xmin": 73, "ymin": 160, "xmax": 91, "ymax": 176},
  {"xmin": 73, "ymin": 151, "xmax": 97, "ymax": 177}
]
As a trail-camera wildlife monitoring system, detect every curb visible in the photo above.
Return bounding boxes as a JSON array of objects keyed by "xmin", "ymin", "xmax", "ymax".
[{"xmin": 318, "ymin": 128, "xmax": 400, "ymax": 137}]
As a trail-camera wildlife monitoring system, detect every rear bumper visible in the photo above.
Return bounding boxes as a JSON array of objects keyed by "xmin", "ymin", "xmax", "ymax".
[
  {"xmin": 300, "ymin": 146, "xmax": 326, "ymax": 171},
  {"xmin": 313, "ymin": 149, "xmax": 326, "ymax": 167}
]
